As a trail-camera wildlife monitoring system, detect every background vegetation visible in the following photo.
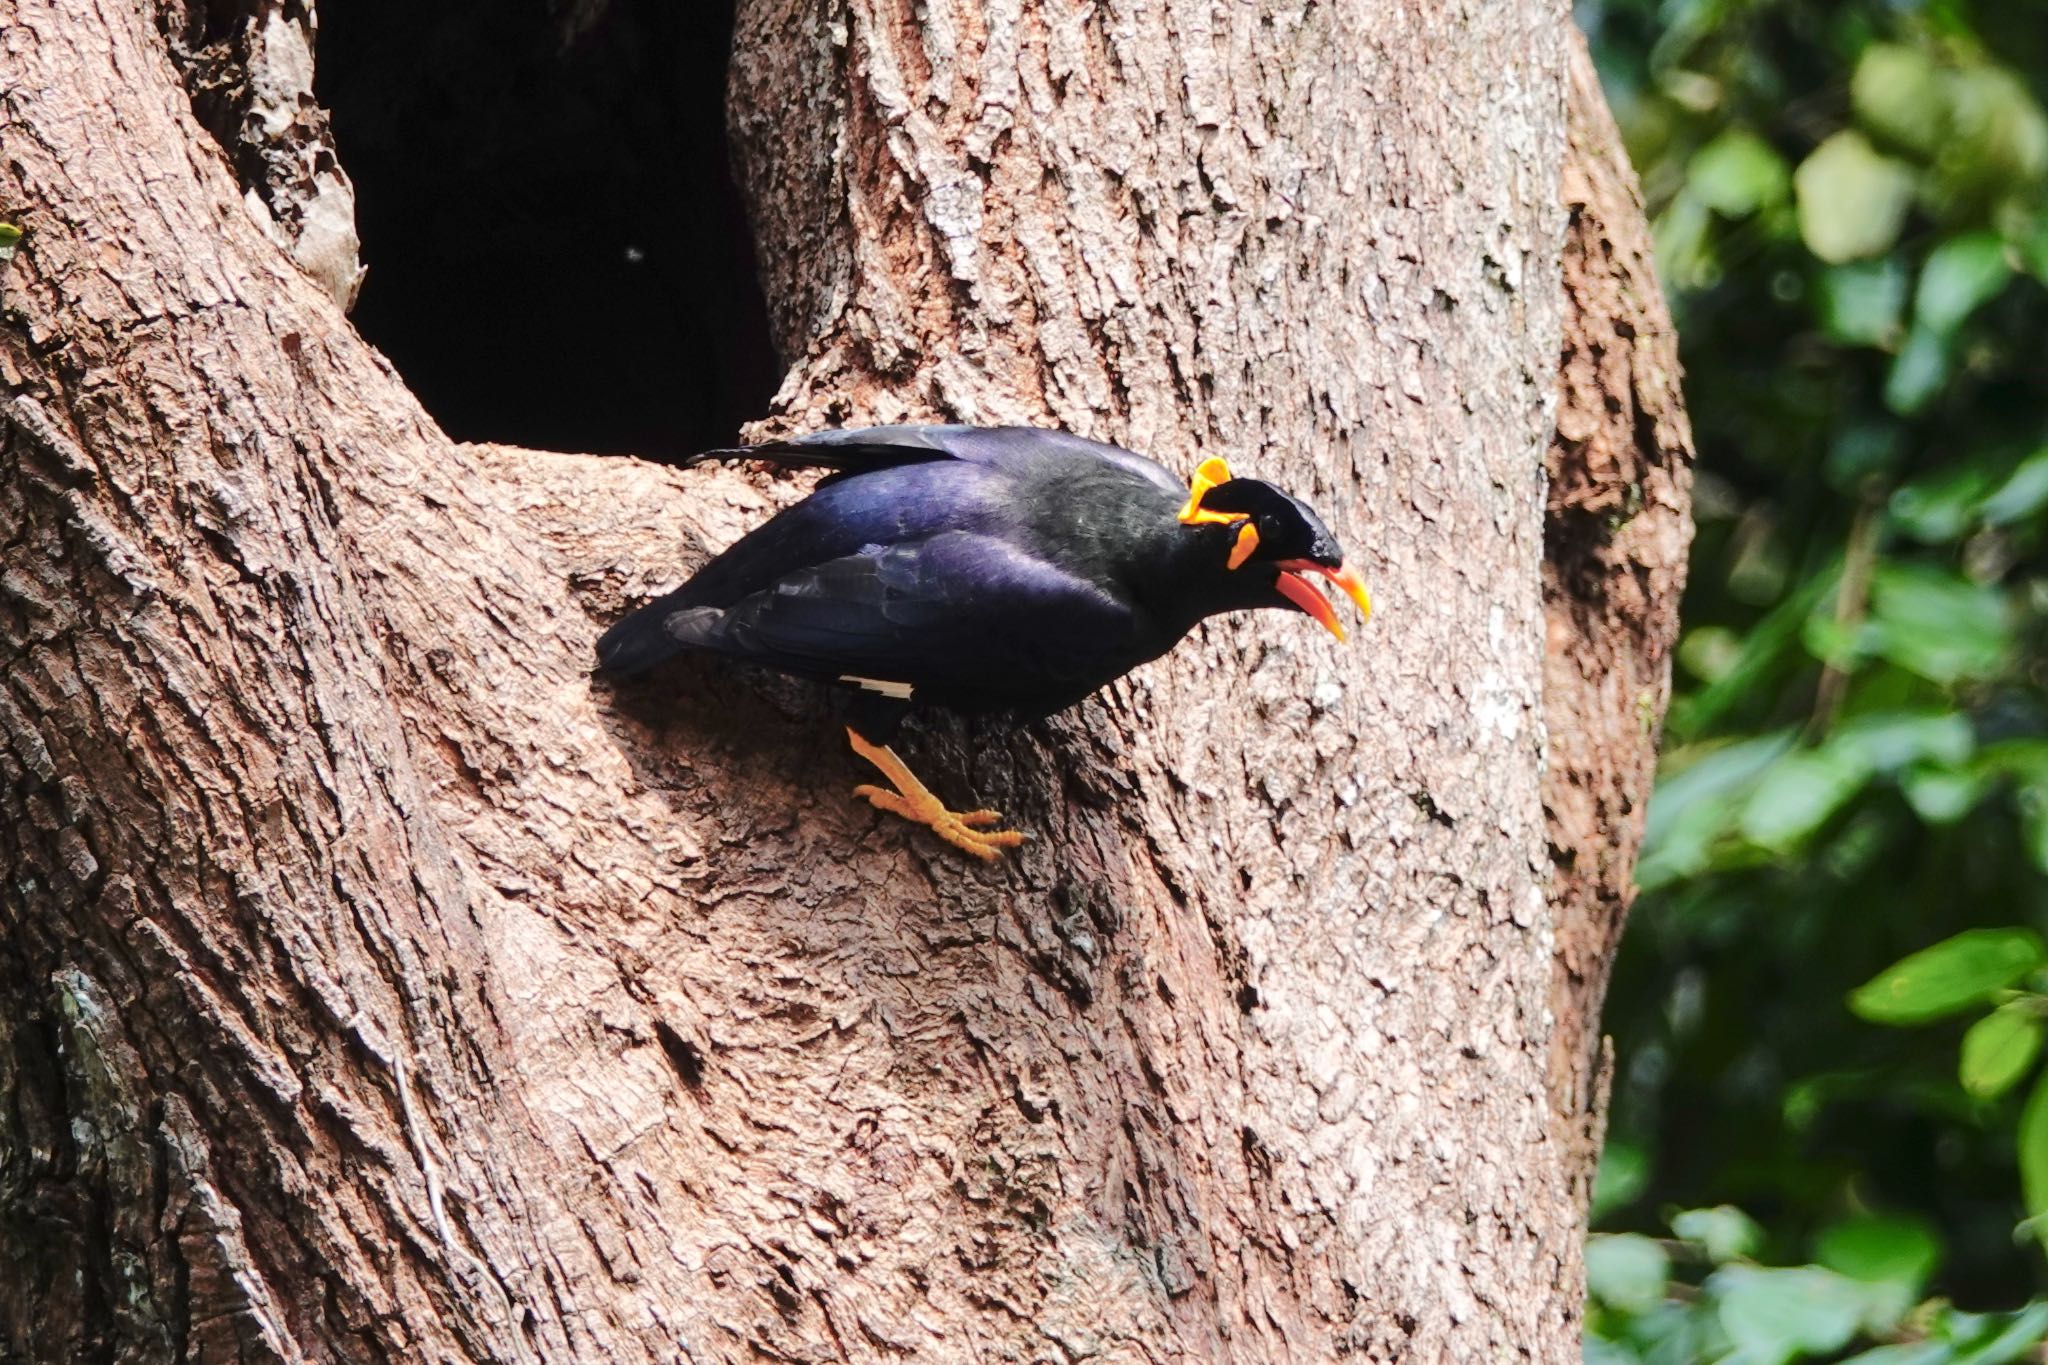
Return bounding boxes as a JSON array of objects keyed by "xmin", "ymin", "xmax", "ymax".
[{"xmin": 1580, "ymin": 0, "xmax": 2048, "ymax": 1358}]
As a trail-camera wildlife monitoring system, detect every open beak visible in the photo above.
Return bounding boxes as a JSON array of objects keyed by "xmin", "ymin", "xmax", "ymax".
[{"xmin": 1274, "ymin": 559, "xmax": 1373, "ymax": 642}]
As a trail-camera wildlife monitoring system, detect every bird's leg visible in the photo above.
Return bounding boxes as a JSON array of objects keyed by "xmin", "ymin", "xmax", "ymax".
[{"xmin": 845, "ymin": 728, "xmax": 1027, "ymax": 861}]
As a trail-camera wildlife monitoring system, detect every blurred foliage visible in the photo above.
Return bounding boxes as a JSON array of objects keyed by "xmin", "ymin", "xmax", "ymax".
[
  {"xmin": 1587, "ymin": 1212, "xmax": 2048, "ymax": 1364},
  {"xmin": 1580, "ymin": 0, "xmax": 2048, "ymax": 1354}
]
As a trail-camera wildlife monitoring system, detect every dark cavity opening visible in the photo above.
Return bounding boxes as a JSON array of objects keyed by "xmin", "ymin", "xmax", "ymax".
[
  {"xmin": 317, "ymin": 0, "xmax": 778, "ymax": 461},
  {"xmin": 653, "ymin": 1017, "xmax": 706, "ymax": 1089}
]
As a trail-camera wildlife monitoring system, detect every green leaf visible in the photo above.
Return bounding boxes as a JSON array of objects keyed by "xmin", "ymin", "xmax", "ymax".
[
  {"xmin": 1804, "ymin": 608, "xmax": 1865, "ymax": 671},
  {"xmin": 1739, "ymin": 747, "xmax": 1870, "ymax": 852},
  {"xmin": 1713, "ymin": 1264, "xmax": 1867, "ymax": 1361},
  {"xmin": 1672, "ymin": 1204, "xmax": 1764, "ymax": 1262},
  {"xmin": 1960, "ymin": 1005, "xmax": 2044, "ymax": 1100},
  {"xmin": 1678, "ymin": 625, "xmax": 1744, "ymax": 684},
  {"xmin": 2023, "ymin": 212, "xmax": 2048, "ymax": 284},
  {"xmin": 1796, "ymin": 132, "xmax": 1917, "ymax": 264},
  {"xmin": 0, "ymin": 222, "xmax": 17, "ymax": 265},
  {"xmin": 1984, "ymin": 745, "xmax": 2048, "ymax": 874},
  {"xmin": 1639, "ymin": 734, "xmax": 1796, "ymax": 889},
  {"xmin": 1980, "ymin": 447, "xmax": 2048, "ymax": 526},
  {"xmin": 1591, "ymin": 1139, "xmax": 1651, "ymax": 1224},
  {"xmin": 1672, "ymin": 572, "xmax": 1838, "ymax": 739},
  {"xmin": 1902, "ymin": 765, "xmax": 1987, "ymax": 824},
  {"xmin": 1952, "ymin": 1301, "xmax": 2048, "ymax": 1363},
  {"xmin": 2023, "ymin": 1072, "xmax": 2048, "ymax": 1229},
  {"xmin": 1866, "ymin": 565, "xmax": 2012, "ymax": 685},
  {"xmin": 1848, "ymin": 928, "xmax": 2047, "ymax": 1025},
  {"xmin": 1938, "ymin": 66, "xmax": 2048, "ymax": 202},
  {"xmin": 1984, "ymin": 740, "xmax": 2048, "ymax": 787},
  {"xmin": 1653, "ymin": 191, "xmax": 1718, "ymax": 292},
  {"xmin": 1852, "ymin": 43, "xmax": 1948, "ymax": 157},
  {"xmin": 1915, "ymin": 233, "xmax": 2013, "ymax": 337},
  {"xmin": 1586, "ymin": 1233, "xmax": 1671, "ymax": 1314},
  {"xmin": 1889, "ymin": 465, "xmax": 1997, "ymax": 543},
  {"xmin": 1841, "ymin": 1345, "xmax": 1952, "ymax": 1365},
  {"xmin": 1690, "ymin": 128, "xmax": 1791, "ymax": 217},
  {"xmin": 1885, "ymin": 324, "xmax": 1952, "ymax": 416},
  {"xmin": 1830, "ymin": 712, "xmax": 1974, "ymax": 773},
  {"xmin": 1583, "ymin": 1335, "xmax": 1644, "ymax": 1365},
  {"xmin": 1816, "ymin": 1213, "xmax": 1941, "ymax": 1290},
  {"xmin": 1820, "ymin": 260, "xmax": 1910, "ymax": 347},
  {"xmin": 2021, "ymin": 782, "xmax": 2048, "ymax": 879}
]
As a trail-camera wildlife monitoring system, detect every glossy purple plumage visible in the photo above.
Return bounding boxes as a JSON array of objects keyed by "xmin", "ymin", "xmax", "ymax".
[{"xmin": 596, "ymin": 425, "xmax": 1342, "ymax": 736}]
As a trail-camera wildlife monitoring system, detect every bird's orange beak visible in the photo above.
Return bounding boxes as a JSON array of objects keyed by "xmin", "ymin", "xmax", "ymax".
[{"xmin": 1274, "ymin": 559, "xmax": 1372, "ymax": 642}]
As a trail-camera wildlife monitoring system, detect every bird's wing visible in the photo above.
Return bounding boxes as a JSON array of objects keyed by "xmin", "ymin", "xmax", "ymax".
[
  {"xmin": 662, "ymin": 529, "xmax": 1138, "ymax": 706},
  {"xmin": 686, "ymin": 425, "xmax": 966, "ymax": 473},
  {"xmin": 597, "ymin": 460, "xmax": 1011, "ymax": 672},
  {"xmin": 689, "ymin": 424, "xmax": 1187, "ymax": 498}
]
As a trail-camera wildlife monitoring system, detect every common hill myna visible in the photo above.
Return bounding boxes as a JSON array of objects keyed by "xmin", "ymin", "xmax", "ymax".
[{"xmin": 599, "ymin": 425, "xmax": 1370, "ymax": 858}]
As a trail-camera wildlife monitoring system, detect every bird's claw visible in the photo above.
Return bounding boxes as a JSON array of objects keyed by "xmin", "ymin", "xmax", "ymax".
[{"xmin": 851, "ymin": 784, "xmax": 1026, "ymax": 861}]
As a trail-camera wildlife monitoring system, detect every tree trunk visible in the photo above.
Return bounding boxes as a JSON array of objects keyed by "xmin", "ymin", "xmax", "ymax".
[{"xmin": 0, "ymin": 2, "xmax": 1689, "ymax": 1362}]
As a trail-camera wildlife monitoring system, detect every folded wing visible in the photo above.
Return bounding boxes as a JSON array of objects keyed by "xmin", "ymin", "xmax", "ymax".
[
  {"xmin": 688, "ymin": 424, "xmax": 1186, "ymax": 499},
  {"xmin": 656, "ymin": 530, "xmax": 1138, "ymax": 713}
]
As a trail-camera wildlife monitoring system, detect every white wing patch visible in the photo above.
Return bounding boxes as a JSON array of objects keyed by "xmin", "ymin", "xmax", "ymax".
[{"xmin": 839, "ymin": 675, "xmax": 915, "ymax": 700}]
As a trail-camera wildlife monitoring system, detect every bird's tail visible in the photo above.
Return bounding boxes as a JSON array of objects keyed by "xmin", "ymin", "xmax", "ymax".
[{"xmin": 595, "ymin": 596, "xmax": 687, "ymax": 673}]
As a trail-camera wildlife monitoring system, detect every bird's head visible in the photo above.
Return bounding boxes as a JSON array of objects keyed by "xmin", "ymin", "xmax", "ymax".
[{"xmin": 1177, "ymin": 457, "xmax": 1373, "ymax": 640}]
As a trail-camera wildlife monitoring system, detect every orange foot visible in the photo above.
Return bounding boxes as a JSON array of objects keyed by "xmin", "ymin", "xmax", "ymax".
[{"xmin": 846, "ymin": 728, "xmax": 1027, "ymax": 861}]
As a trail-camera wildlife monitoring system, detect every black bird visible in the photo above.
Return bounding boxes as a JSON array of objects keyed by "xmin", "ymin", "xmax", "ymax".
[{"xmin": 597, "ymin": 424, "xmax": 1370, "ymax": 858}]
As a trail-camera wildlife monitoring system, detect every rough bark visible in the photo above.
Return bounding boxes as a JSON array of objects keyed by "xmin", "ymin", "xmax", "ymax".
[
  {"xmin": 1540, "ymin": 37, "xmax": 1696, "ymax": 1213},
  {"xmin": 155, "ymin": 0, "xmax": 366, "ymax": 308},
  {"xmin": 0, "ymin": 2, "xmax": 1685, "ymax": 1363}
]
